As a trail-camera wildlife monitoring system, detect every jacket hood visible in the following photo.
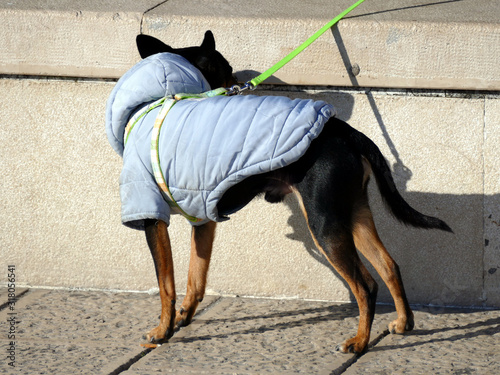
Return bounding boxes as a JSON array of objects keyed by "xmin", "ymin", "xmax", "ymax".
[{"xmin": 105, "ymin": 53, "xmax": 210, "ymax": 156}]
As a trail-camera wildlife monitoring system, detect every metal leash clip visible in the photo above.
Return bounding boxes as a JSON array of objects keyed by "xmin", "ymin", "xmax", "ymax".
[{"xmin": 225, "ymin": 81, "xmax": 256, "ymax": 96}]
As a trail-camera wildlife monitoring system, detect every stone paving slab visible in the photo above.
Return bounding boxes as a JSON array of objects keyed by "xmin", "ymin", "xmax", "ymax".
[
  {"xmin": 0, "ymin": 288, "xmax": 499, "ymax": 374},
  {"xmin": 0, "ymin": 287, "xmax": 28, "ymax": 305},
  {"xmin": 0, "ymin": 288, "xmax": 218, "ymax": 374},
  {"xmin": 345, "ymin": 308, "xmax": 500, "ymax": 374},
  {"xmin": 125, "ymin": 297, "xmax": 390, "ymax": 374}
]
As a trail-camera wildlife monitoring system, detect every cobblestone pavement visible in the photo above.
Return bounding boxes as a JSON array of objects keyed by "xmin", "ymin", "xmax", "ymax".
[{"xmin": 1, "ymin": 288, "xmax": 499, "ymax": 374}]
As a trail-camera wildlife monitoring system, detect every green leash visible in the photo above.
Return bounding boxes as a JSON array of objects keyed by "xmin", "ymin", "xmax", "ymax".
[{"xmin": 228, "ymin": 0, "xmax": 366, "ymax": 94}]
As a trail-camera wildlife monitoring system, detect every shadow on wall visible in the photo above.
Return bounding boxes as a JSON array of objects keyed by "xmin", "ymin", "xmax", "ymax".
[
  {"xmin": 239, "ymin": 56, "xmax": 494, "ymax": 310},
  {"xmin": 331, "ymin": 24, "xmax": 414, "ymax": 191},
  {"xmin": 346, "ymin": 0, "xmax": 465, "ymax": 20},
  {"xmin": 272, "ymin": 82, "xmax": 492, "ymax": 308},
  {"xmin": 283, "ymin": 190, "xmax": 491, "ymax": 307},
  {"xmin": 249, "ymin": 78, "xmax": 492, "ymax": 308},
  {"xmin": 239, "ymin": 73, "xmax": 494, "ymax": 308}
]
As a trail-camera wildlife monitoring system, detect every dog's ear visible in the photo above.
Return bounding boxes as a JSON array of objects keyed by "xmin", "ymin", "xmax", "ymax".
[
  {"xmin": 136, "ymin": 34, "xmax": 174, "ymax": 58},
  {"xmin": 200, "ymin": 30, "xmax": 216, "ymax": 51}
]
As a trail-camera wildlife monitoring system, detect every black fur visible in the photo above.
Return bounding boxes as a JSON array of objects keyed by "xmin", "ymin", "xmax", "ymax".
[
  {"xmin": 136, "ymin": 31, "xmax": 235, "ymax": 89},
  {"xmin": 218, "ymin": 118, "xmax": 452, "ymax": 233}
]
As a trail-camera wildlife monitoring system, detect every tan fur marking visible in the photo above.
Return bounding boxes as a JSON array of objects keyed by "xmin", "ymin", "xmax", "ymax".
[
  {"xmin": 175, "ymin": 221, "xmax": 217, "ymax": 328},
  {"xmin": 146, "ymin": 220, "xmax": 176, "ymax": 343},
  {"xmin": 361, "ymin": 155, "xmax": 372, "ymax": 188},
  {"xmin": 352, "ymin": 207, "xmax": 414, "ymax": 334}
]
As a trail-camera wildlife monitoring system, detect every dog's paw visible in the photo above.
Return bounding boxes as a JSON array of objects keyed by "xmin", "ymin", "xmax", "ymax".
[
  {"xmin": 388, "ymin": 315, "xmax": 414, "ymax": 334},
  {"xmin": 335, "ymin": 336, "xmax": 368, "ymax": 354},
  {"xmin": 174, "ymin": 307, "xmax": 192, "ymax": 331},
  {"xmin": 144, "ymin": 325, "xmax": 173, "ymax": 344}
]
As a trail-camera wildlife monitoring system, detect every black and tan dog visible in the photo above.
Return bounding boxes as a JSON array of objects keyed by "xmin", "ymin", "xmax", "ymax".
[{"xmin": 132, "ymin": 31, "xmax": 451, "ymax": 354}]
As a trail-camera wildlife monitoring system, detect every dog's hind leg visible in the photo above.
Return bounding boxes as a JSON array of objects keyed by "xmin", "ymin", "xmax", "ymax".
[
  {"xmin": 175, "ymin": 221, "xmax": 217, "ymax": 330},
  {"xmin": 294, "ymin": 189, "xmax": 378, "ymax": 354},
  {"xmin": 298, "ymin": 193, "xmax": 378, "ymax": 353},
  {"xmin": 352, "ymin": 204, "xmax": 414, "ymax": 334},
  {"xmin": 144, "ymin": 219, "xmax": 176, "ymax": 343},
  {"xmin": 291, "ymin": 141, "xmax": 380, "ymax": 354}
]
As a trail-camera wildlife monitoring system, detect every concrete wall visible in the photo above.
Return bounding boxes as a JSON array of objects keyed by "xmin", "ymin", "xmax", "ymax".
[{"xmin": 1, "ymin": 0, "xmax": 499, "ymax": 309}]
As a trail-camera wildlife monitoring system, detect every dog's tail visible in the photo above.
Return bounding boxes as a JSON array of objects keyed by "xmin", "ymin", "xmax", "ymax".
[{"xmin": 340, "ymin": 121, "xmax": 452, "ymax": 232}]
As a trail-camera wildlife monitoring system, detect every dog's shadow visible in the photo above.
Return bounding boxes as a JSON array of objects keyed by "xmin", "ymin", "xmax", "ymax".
[
  {"xmin": 179, "ymin": 301, "xmax": 500, "ymax": 353},
  {"xmin": 240, "ymin": 24, "xmax": 417, "ymax": 300},
  {"xmin": 372, "ymin": 313, "xmax": 500, "ymax": 353},
  {"xmin": 176, "ymin": 302, "xmax": 365, "ymax": 344},
  {"xmin": 241, "ymin": 84, "xmax": 413, "ymax": 301},
  {"xmin": 254, "ymin": 86, "xmax": 413, "ymax": 299}
]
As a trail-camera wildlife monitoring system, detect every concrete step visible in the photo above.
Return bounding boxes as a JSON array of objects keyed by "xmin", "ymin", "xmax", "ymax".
[{"xmin": 1, "ymin": 0, "xmax": 499, "ymax": 90}]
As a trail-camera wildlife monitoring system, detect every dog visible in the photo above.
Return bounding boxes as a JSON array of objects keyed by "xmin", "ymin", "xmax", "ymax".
[{"xmin": 106, "ymin": 31, "xmax": 452, "ymax": 354}]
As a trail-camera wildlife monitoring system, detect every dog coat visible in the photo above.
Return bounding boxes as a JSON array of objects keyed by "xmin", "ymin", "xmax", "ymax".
[{"xmin": 106, "ymin": 54, "xmax": 335, "ymax": 230}]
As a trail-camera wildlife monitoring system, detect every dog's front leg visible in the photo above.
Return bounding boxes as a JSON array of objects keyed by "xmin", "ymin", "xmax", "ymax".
[
  {"xmin": 144, "ymin": 219, "xmax": 176, "ymax": 343},
  {"xmin": 175, "ymin": 221, "xmax": 216, "ymax": 330}
]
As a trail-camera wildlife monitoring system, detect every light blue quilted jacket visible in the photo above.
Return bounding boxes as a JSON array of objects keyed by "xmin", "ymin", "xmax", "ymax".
[{"xmin": 106, "ymin": 53, "xmax": 335, "ymax": 230}]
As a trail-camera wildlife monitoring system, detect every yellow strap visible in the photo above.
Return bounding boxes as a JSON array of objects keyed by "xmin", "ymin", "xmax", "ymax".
[
  {"xmin": 124, "ymin": 97, "xmax": 165, "ymax": 146},
  {"xmin": 128, "ymin": 88, "xmax": 228, "ymax": 223},
  {"xmin": 150, "ymin": 98, "xmax": 204, "ymax": 223}
]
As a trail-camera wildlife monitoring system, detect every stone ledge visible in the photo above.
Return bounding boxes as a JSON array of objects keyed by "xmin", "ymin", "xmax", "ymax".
[
  {"xmin": 0, "ymin": 0, "xmax": 158, "ymax": 78},
  {"xmin": 1, "ymin": 0, "xmax": 499, "ymax": 90}
]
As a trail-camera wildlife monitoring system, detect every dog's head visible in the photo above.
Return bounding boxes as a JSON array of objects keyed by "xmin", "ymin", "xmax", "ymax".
[{"xmin": 136, "ymin": 31, "xmax": 236, "ymax": 89}]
